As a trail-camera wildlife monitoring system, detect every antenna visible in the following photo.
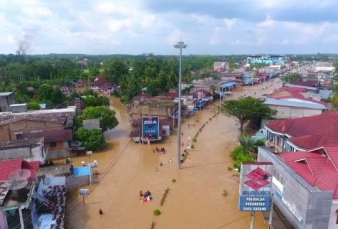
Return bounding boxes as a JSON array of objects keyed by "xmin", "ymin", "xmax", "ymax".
[{"xmin": 3, "ymin": 169, "xmax": 30, "ymax": 190}]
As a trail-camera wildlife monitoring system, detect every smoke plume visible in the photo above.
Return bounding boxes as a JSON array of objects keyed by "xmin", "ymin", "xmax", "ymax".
[{"xmin": 16, "ymin": 32, "xmax": 33, "ymax": 55}]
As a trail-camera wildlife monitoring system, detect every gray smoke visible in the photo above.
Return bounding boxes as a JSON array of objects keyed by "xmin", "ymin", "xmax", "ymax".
[{"xmin": 16, "ymin": 32, "xmax": 33, "ymax": 55}]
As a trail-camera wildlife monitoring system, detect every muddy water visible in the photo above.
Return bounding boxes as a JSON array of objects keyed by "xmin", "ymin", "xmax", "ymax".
[{"xmin": 65, "ymin": 79, "xmax": 282, "ymax": 229}]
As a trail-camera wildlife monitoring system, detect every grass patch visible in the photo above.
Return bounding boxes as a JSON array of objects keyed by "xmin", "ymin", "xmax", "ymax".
[{"xmin": 154, "ymin": 209, "xmax": 161, "ymax": 216}]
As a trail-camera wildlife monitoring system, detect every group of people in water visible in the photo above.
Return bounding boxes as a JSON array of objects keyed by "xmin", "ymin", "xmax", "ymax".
[
  {"xmin": 140, "ymin": 190, "xmax": 152, "ymax": 203},
  {"xmin": 153, "ymin": 147, "xmax": 166, "ymax": 154}
]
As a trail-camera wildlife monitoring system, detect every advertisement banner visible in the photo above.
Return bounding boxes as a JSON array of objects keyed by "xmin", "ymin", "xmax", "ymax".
[
  {"xmin": 142, "ymin": 116, "xmax": 160, "ymax": 140},
  {"xmin": 238, "ymin": 162, "xmax": 273, "ymax": 212}
]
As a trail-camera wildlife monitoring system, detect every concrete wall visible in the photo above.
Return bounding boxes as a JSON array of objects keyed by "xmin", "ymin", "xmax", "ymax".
[
  {"xmin": 328, "ymin": 200, "xmax": 338, "ymax": 228},
  {"xmin": 0, "ymin": 145, "xmax": 45, "ymax": 162},
  {"xmin": 0, "ymin": 147, "xmax": 31, "ymax": 160},
  {"xmin": 268, "ymin": 105, "xmax": 323, "ymax": 119},
  {"xmin": 131, "ymin": 105, "xmax": 176, "ymax": 119},
  {"xmin": 0, "ymin": 93, "xmax": 15, "ymax": 112},
  {"xmin": 0, "ymin": 120, "xmax": 64, "ymax": 142},
  {"xmin": 258, "ymin": 147, "xmax": 332, "ymax": 229},
  {"xmin": 45, "ymin": 141, "xmax": 71, "ymax": 160}
]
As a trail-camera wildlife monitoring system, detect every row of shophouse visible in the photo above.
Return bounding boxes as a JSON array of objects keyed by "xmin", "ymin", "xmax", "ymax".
[
  {"xmin": 254, "ymin": 78, "xmax": 338, "ymax": 228},
  {"xmin": 0, "ymin": 93, "xmax": 85, "ymax": 228}
]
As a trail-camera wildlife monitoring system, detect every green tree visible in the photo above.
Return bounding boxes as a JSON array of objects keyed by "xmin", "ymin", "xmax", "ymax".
[
  {"xmin": 103, "ymin": 59, "xmax": 129, "ymax": 84},
  {"xmin": 332, "ymin": 85, "xmax": 338, "ymax": 108},
  {"xmin": 75, "ymin": 127, "xmax": 106, "ymax": 151},
  {"xmin": 239, "ymin": 135, "xmax": 256, "ymax": 154},
  {"xmin": 27, "ymin": 102, "xmax": 40, "ymax": 110},
  {"xmin": 36, "ymin": 85, "xmax": 64, "ymax": 106},
  {"xmin": 77, "ymin": 106, "xmax": 119, "ymax": 132},
  {"xmin": 282, "ymin": 73, "xmax": 302, "ymax": 83},
  {"xmin": 220, "ymin": 97, "xmax": 276, "ymax": 132}
]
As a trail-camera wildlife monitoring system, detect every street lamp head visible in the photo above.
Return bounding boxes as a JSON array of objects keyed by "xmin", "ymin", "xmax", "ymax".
[{"xmin": 174, "ymin": 41, "xmax": 188, "ymax": 49}]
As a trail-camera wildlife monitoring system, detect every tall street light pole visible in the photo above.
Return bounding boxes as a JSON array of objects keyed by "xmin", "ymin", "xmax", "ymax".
[{"xmin": 174, "ymin": 41, "xmax": 187, "ymax": 170}]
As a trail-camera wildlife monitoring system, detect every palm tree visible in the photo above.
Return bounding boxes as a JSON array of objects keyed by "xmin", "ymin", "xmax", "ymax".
[
  {"xmin": 239, "ymin": 135, "xmax": 256, "ymax": 160},
  {"xmin": 332, "ymin": 85, "xmax": 338, "ymax": 108}
]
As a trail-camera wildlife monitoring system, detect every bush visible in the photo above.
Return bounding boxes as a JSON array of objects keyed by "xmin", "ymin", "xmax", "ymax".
[
  {"xmin": 172, "ymin": 179, "xmax": 176, "ymax": 183},
  {"xmin": 209, "ymin": 118, "xmax": 212, "ymax": 121},
  {"xmin": 230, "ymin": 146, "xmax": 254, "ymax": 170},
  {"xmin": 191, "ymin": 145, "xmax": 195, "ymax": 149},
  {"xmin": 154, "ymin": 209, "xmax": 161, "ymax": 216},
  {"xmin": 27, "ymin": 102, "xmax": 40, "ymax": 110},
  {"xmin": 192, "ymin": 138, "xmax": 197, "ymax": 142},
  {"xmin": 230, "ymin": 146, "xmax": 246, "ymax": 160},
  {"xmin": 227, "ymin": 166, "xmax": 233, "ymax": 171}
]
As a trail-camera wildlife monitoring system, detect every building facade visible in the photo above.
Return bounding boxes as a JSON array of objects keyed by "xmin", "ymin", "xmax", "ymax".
[
  {"xmin": 264, "ymin": 111, "xmax": 338, "ymax": 152},
  {"xmin": 258, "ymin": 147, "xmax": 338, "ymax": 229}
]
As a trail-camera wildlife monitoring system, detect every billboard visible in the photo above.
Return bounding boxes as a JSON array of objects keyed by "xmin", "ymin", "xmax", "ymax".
[
  {"xmin": 238, "ymin": 162, "xmax": 273, "ymax": 212},
  {"xmin": 142, "ymin": 116, "xmax": 160, "ymax": 140}
]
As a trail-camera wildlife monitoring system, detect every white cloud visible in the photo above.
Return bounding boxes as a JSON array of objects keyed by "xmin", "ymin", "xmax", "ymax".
[
  {"xmin": 223, "ymin": 18, "xmax": 237, "ymax": 29},
  {"xmin": 257, "ymin": 15, "xmax": 275, "ymax": 28},
  {"xmin": 0, "ymin": 0, "xmax": 338, "ymax": 54},
  {"xmin": 22, "ymin": 7, "xmax": 53, "ymax": 18}
]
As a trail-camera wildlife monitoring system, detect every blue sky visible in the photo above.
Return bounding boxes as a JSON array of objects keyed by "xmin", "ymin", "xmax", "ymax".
[{"xmin": 1, "ymin": 0, "xmax": 338, "ymax": 55}]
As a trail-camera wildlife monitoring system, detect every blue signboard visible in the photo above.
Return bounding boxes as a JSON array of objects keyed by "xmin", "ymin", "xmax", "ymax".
[
  {"xmin": 238, "ymin": 196, "xmax": 271, "ymax": 211},
  {"xmin": 238, "ymin": 162, "xmax": 274, "ymax": 212},
  {"xmin": 142, "ymin": 116, "xmax": 159, "ymax": 140}
]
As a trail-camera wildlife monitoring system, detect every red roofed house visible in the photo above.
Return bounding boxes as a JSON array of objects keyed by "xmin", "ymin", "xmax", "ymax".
[
  {"xmin": 90, "ymin": 75, "xmax": 112, "ymax": 91},
  {"xmin": 0, "ymin": 158, "xmax": 40, "ymax": 228},
  {"xmin": 258, "ymin": 145, "xmax": 338, "ymax": 229},
  {"xmin": 264, "ymin": 111, "xmax": 338, "ymax": 152}
]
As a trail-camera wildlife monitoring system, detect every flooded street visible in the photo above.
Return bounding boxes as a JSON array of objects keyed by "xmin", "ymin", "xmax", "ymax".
[{"xmin": 65, "ymin": 79, "xmax": 282, "ymax": 229}]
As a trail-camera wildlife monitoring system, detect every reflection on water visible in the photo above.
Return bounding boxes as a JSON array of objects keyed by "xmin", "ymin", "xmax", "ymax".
[{"xmin": 66, "ymin": 80, "xmax": 282, "ymax": 229}]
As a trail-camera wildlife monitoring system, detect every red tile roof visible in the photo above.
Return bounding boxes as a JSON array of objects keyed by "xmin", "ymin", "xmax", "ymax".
[
  {"xmin": 278, "ymin": 87, "xmax": 307, "ymax": 92},
  {"xmin": 0, "ymin": 159, "xmax": 40, "ymax": 181},
  {"xmin": 290, "ymin": 80, "xmax": 319, "ymax": 87},
  {"xmin": 280, "ymin": 151, "xmax": 338, "ymax": 198},
  {"xmin": 91, "ymin": 75, "xmax": 108, "ymax": 86},
  {"xmin": 266, "ymin": 111, "xmax": 338, "ymax": 150}
]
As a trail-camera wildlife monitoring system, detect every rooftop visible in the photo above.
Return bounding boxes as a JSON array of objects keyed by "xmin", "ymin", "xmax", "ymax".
[
  {"xmin": 0, "ymin": 106, "xmax": 76, "ymax": 118},
  {"xmin": 0, "ymin": 92, "xmax": 13, "ymax": 97},
  {"xmin": 266, "ymin": 111, "xmax": 338, "ymax": 150},
  {"xmin": 279, "ymin": 149, "xmax": 338, "ymax": 198},
  {"xmin": 0, "ymin": 158, "xmax": 40, "ymax": 182},
  {"xmin": 264, "ymin": 98, "xmax": 327, "ymax": 110},
  {"xmin": 0, "ymin": 114, "xmax": 67, "ymax": 126},
  {"xmin": 0, "ymin": 138, "xmax": 44, "ymax": 150},
  {"xmin": 21, "ymin": 129, "xmax": 73, "ymax": 143},
  {"xmin": 140, "ymin": 98, "xmax": 177, "ymax": 107}
]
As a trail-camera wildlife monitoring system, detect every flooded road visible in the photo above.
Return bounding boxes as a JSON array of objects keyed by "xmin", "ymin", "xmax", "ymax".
[{"xmin": 65, "ymin": 79, "xmax": 282, "ymax": 229}]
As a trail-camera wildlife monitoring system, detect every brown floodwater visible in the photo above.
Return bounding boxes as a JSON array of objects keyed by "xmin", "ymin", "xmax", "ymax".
[{"xmin": 65, "ymin": 79, "xmax": 282, "ymax": 229}]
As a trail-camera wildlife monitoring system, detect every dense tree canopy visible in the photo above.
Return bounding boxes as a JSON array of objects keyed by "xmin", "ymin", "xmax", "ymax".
[
  {"xmin": 220, "ymin": 97, "xmax": 276, "ymax": 132},
  {"xmin": 75, "ymin": 128, "xmax": 106, "ymax": 151},
  {"xmin": 36, "ymin": 85, "xmax": 65, "ymax": 107},
  {"xmin": 77, "ymin": 106, "xmax": 119, "ymax": 132}
]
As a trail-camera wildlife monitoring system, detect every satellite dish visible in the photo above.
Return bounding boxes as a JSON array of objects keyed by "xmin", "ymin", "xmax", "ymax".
[
  {"xmin": 9, "ymin": 169, "xmax": 31, "ymax": 179},
  {"xmin": 3, "ymin": 177, "xmax": 28, "ymax": 190}
]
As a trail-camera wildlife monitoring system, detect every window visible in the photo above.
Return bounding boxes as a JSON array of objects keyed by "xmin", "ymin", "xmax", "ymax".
[
  {"xmin": 50, "ymin": 142, "xmax": 57, "ymax": 147},
  {"xmin": 16, "ymin": 133, "xmax": 22, "ymax": 140}
]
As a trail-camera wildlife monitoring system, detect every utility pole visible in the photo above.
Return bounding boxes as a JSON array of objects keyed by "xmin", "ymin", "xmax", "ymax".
[{"xmin": 174, "ymin": 41, "xmax": 187, "ymax": 170}]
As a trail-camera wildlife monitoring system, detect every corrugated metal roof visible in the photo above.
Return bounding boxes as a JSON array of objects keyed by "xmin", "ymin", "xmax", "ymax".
[{"xmin": 264, "ymin": 98, "xmax": 326, "ymax": 109}]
